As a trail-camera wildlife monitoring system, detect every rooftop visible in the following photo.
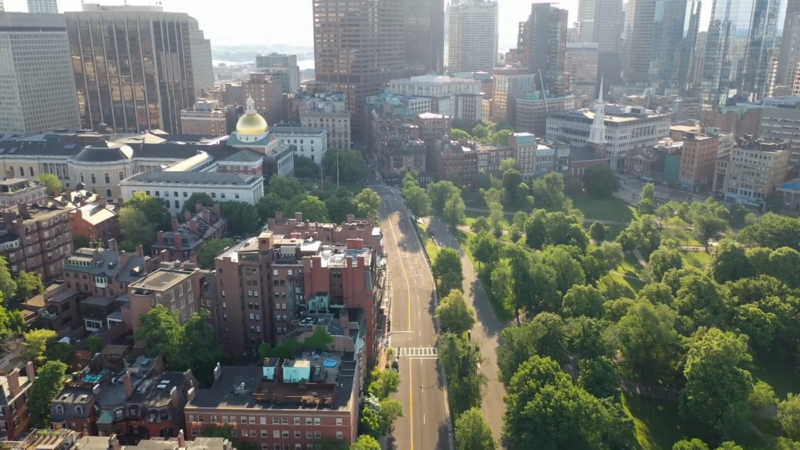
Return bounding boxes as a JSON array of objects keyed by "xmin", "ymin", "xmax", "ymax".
[
  {"xmin": 65, "ymin": 248, "xmax": 147, "ymax": 283},
  {"xmin": 124, "ymin": 171, "xmax": 259, "ymax": 186},
  {"xmin": 129, "ymin": 268, "xmax": 195, "ymax": 294},
  {"xmin": 570, "ymin": 145, "xmax": 610, "ymax": 162},
  {"xmin": 270, "ymin": 126, "xmax": 327, "ymax": 136}
]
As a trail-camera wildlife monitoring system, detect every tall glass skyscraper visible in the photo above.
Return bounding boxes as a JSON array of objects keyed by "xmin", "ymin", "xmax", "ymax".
[{"xmin": 650, "ymin": 0, "xmax": 701, "ymax": 89}]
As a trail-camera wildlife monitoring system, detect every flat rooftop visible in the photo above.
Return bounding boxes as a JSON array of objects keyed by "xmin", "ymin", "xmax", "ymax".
[{"xmin": 129, "ymin": 268, "xmax": 193, "ymax": 293}]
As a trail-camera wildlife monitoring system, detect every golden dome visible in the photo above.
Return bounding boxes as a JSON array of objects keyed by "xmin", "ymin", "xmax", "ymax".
[{"xmin": 236, "ymin": 112, "xmax": 268, "ymax": 135}]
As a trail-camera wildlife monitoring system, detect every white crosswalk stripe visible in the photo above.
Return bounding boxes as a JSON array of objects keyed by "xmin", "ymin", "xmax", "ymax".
[
  {"xmin": 397, "ymin": 347, "xmax": 438, "ymax": 357},
  {"xmin": 381, "ymin": 195, "xmax": 400, "ymax": 201}
]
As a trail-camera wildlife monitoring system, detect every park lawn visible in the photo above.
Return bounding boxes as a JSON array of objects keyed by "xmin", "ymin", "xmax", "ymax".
[
  {"xmin": 417, "ymin": 223, "xmax": 440, "ymax": 262},
  {"xmin": 622, "ymin": 393, "xmax": 714, "ymax": 450},
  {"xmin": 751, "ymin": 353, "xmax": 800, "ymax": 400},
  {"xmin": 679, "ymin": 250, "xmax": 712, "ymax": 269},
  {"xmin": 571, "ymin": 194, "xmax": 637, "ymax": 223},
  {"xmin": 662, "ymin": 227, "xmax": 704, "ymax": 246},
  {"xmin": 616, "ymin": 253, "xmax": 646, "ymax": 277},
  {"xmin": 598, "ymin": 272, "xmax": 645, "ymax": 300}
]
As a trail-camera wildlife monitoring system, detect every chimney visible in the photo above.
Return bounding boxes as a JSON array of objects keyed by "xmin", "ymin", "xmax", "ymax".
[
  {"xmin": 118, "ymin": 250, "xmax": 130, "ymax": 270},
  {"xmin": 184, "ymin": 209, "xmax": 192, "ymax": 223},
  {"xmin": 211, "ymin": 204, "xmax": 220, "ymax": 215},
  {"xmin": 195, "ymin": 202, "xmax": 203, "ymax": 214},
  {"xmin": 17, "ymin": 202, "xmax": 29, "ymax": 219},
  {"xmin": 189, "ymin": 220, "xmax": 198, "ymax": 233},
  {"xmin": 213, "ymin": 362, "xmax": 222, "ymax": 381},
  {"xmin": 160, "ymin": 249, "xmax": 169, "ymax": 261},
  {"xmin": 346, "ymin": 238, "xmax": 363, "ymax": 250},
  {"xmin": 275, "ymin": 212, "xmax": 283, "ymax": 222},
  {"xmin": 157, "ymin": 231, "xmax": 164, "ymax": 246},
  {"xmin": 25, "ymin": 361, "xmax": 35, "ymax": 380},
  {"xmin": 98, "ymin": 196, "xmax": 107, "ymax": 208},
  {"xmin": 184, "ymin": 369, "xmax": 193, "ymax": 385},
  {"xmin": 295, "ymin": 212, "xmax": 303, "ymax": 222},
  {"xmin": 346, "ymin": 214, "xmax": 355, "ymax": 223},
  {"xmin": 123, "ymin": 372, "xmax": 132, "ymax": 397},
  {"xmin": 79, "ymin": 197, "xmax": 87, "ymax": 207},
  {"xmin": 65, "ymin": 187, "xmax": 72, "ymax": 195},
  {"xmin": 92, "ymin": 384, "xmax": 101, "ymax": 395},
  {"xmin": 202, "ymin": 210, "xmax": 210, "ymax": 223},
  {"xmin": 108, "ymin": 239, "xmax": 118, "ymax": 251},
  {"xmin": 170, "ymin": 386, "xmax": 179, "ymax": 408},
  {"xmin": 136, "ymin": 244, "xmax": 143, "ymax": 257},
  {"xmin": 108, "ymin": 435, "xmax": 121, "ymax": 450},
  {"xmin": 92, "ymin": 247, "xmax": 101, "ymax": 259},
  {"xmin": 174, "ymin": 233, "xmax": 182, "ymax": 250},
  {"xmin": 172, "ymin": 218, "xmax": 179, "ymax": 232},
  {"xmin": 178, "ymin": 430, "xmax": 185, "ymax": 448},
  {"xmin": 52, "ymin": 186, "xmax": 61, "ymax": 197},
  {"xmin": 6, "ymin": 368, "xmax": 20, "ymax": 397}
]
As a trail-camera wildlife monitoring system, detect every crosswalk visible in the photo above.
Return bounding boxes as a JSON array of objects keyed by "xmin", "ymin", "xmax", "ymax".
[
  {"xmin": 381, "ymin": 194, "xmax": 401, "ymax": 201},
  {"xmin": 397, "ymin": 347, "xmax": 438, "ymax": 358}
]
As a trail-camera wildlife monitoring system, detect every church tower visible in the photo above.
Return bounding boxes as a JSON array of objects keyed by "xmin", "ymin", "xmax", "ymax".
[{"xmin": 587, "ymin": 77, "xmax": 607, "ymax": 155}]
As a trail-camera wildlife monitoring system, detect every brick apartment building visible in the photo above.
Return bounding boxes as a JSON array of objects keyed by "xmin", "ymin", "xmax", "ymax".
[
  {"xmin": 0, "ymin": 362, "xmax": 36, "ymax": 440},
  {"xmin": 0, "ymin": 202, "xmax": 73, "ymax": 279},
  {"xmin": 126, "ymin": 263, "xmax": 204, "ymax": 334},
  {"xmin": 151, "ymin": 206, "xmax": 227, "ymax": 264},
  {"xmin": 68, "ymin": 197, "xmax": 120, "ymax": 245},
  {"xmin": 433, "ymin": 139, "xmax": 479, "ymax": 186},
  {"xmin": 679, "ymin": 133, "xmax": 720, "ymax": 189},
  {"xmin": 184, "ymin": 344, "xmax": 361, "ymax": 447},
  {"xmin": 50, "ymin": 353, "xmax": 194, "ymax": 441},
  {"xmin": 242, "ymin": 73, "xmax": 285, "ymax": 125},
  {"xmin": 3, "ymin": 428, "xmax": 231, "ymax": 450}
]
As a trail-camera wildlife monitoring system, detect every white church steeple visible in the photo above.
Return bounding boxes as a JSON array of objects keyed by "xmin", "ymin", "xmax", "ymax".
[{"xmin": 588, "ymin": 77, "xmax": 607, "ymax": 147}]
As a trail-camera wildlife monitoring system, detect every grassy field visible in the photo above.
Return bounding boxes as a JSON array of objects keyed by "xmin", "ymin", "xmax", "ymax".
[
  {"xmin": 572, "ymin": 194, "xmax": 637, "ymax": 223},
  {"xmin": 751, "ymin": 354, "xmax": 800, "ymax": 400},
  {"xmin": 661, "ymin": 227, "xmax": 704, "ymax": 246},
  {"xmin": 679, "ymin": 249, "xmax": 712, "ymax": 270},
  {"xmin": 598, "ymin": 272, "xmax": 645, "ymax": 300},
  {"xmin": 417, "ymin": 222, "xmax": 440, "ymax": 262},
  {"xmin": 617, "ymin": 253, "xmax": 646, "ymax": 277},
  {"xmin": 622, "ymin": 393, "xmax": 714, "ymax": 450}
]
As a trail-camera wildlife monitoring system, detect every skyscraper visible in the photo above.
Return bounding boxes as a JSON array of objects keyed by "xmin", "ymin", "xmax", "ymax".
[
  {"xmin": 27, "ymin": 0, "xmax": 57, "ymax": 14},
  {"xmin": 650, "ymin": 0, "xmax": 701, "ymax": 89},
  {"xmin": 404, "ymin": 0, "xmax": 445, "ymax": 76},
  {"xmin": 446, "ymin": 0, "xmax": 498, "ymax": 73},
  {"xmin": 703, "ymin": 0, "xmax": 781, "ymax": 105},
  {"xmin": 517, "ymin": 3, "xmax": 568, "ymax": 94},
  {"xmin": 578, "ymin": 0, "xmax": 624, "ymax": 52},
  {"xmin": 65, "ymin": 4, "xmax": 211, "ymax": 134},
  {"xmin": 255, "ymin": 53, "xmax": 301, "ymax": 94},
  {"xmin": 189, "ymin": 20, "xmax": 214, "ymax": 98},
  {"xmin": 622, "ymin": 0, "xmax": 657, "ymax": 82},
  {"xmin": 776, "ymin": 0, "xmax": 800, "ymax": 85},
  {"xmin": 0, "ymin": 12, "xmax": 80, "ymax": 134},
  {"xmin": 313, "ymin": 0, "xmax": 405, "ymax": 140}
]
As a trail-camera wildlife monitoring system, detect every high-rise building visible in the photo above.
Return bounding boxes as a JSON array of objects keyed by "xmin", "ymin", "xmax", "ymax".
[
  {"xmin": 566, "ymin": 43, "xmax": 600, "ymax": 100},
  {"xmin": 649, "ymin": 0, "xmax": 701, "ymax": 89},
  {"xmin": 255, "ymin": 53, "xmax": 301, "ymax": 94},
  {"xmin": 66, "ymin": 4, "xmax": 212, "ymax": 134},
  {"xmin": 622, "ymin": 0, "xmax": 657, "ymax": 83},
  {"xmin": 189, "ymin": 21, "xmax": 214, "ymax": 98},
  {"xmin": 489, "ymin": 67, "xmax": 536, "ymax": 124},
  {"xmin": 703, "ymin": 0, "xmax": 781, "ymax": 106},
  {"xmin": 518, "ymin": 3, "xmax": 568, "ymax": 94},
  {"xmin": 0, "ymin": 13, "xmax": 81, "ymax": 134},
  {"xmin": 446, "ymin": 0, "xmax": 498, "ymax": 73},
  {"xmin": 404, "ymin": 0, "xmax": 445, "ymax": 76},
  {"xmin": 577, "ymin": 0, "xmax": 623, "ymax": 52},
  {"xmin": 27, "ymin": 0, "xmax": 57, "ymax": 13},
  {"xmin": 242, "ymin": 73, "xmax": 285, "ymax": 125},
  {"xmin": 776, "ymin": 0, "xmax": 800, "ymax": 86},
  {"xmin": 388, "ymin": 73, "xmax": 483, "ymax": 121},
  {"xmin": 313, "ymin": 0, "xmax": 405, "ymax": 139}
]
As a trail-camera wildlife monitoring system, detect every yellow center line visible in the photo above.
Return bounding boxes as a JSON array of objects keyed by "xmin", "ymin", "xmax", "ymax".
[{"xmin": 385, "ymin": 206, "xmax": 415, "ymax": 450}]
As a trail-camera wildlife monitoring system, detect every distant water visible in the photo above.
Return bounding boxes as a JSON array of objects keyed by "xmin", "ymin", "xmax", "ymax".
[{"xmin": 212, "ymin": 59, "xmax": 315, "ymax": 70}]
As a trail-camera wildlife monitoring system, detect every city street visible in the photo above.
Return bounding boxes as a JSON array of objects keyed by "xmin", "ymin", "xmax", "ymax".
[
  {"xmin": 375, "ymin": 184, "xmax": 450, "ymax": 450},
  {"xmin": 427, "ymin": 218, "xmax": 508, "ymax": 441}
]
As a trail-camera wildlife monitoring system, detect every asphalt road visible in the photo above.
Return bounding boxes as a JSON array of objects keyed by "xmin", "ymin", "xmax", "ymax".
[
  {"xmin": 427, "ymin": 218, "xmax": 508, "ymax": 441},
  {"xmin": 375, "ymin": 184, "xmax": 450, "ymax": 450}
]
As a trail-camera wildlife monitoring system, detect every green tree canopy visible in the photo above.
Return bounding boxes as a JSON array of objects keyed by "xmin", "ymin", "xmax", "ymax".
[
  {"xmin": 497, "ymin": 313, "xmax": 569, "ymax": 384},
  {"xmin": 438, "ymin": 333, "xmax": 486, "ymax": 417},
  {"xmin": 354, "ymin": 188, "xmax": 381, "ymax": 218},
  {"xmin": 182, "ymin": 193, "xmax": 214, "ymax": 214},
  {"xmin": 219, "ymin": 201, "xmax": 261, "ymax": 236},
  {"xmin": 443, "ymin": 193, "xmax": 467, "ymax": 229},
  {"xmin": 197, "ymin": 238, "xmax": 236, "ymax": 269},
  {"xmin": 403, "ymin": 184, "xmax": 431, "ymax": 217},
  {"xmin": 612, "ymin": 299, "xmax": 681, "ymax": 382},
  {"xmin": 256, "ymin": 192, "xmax": 287, "ymax": 222},
  {"xmin": 23, "ymin": 328, "xmax": 57, "ymax": 364},
  {"xmin": 322, "ymin": 149, "xmax": 367, "ymax": 183},
  {"xmin": 779, "ymin": 393, "xmax": 800, "ymax": 441},
  {"xmin": 293, "ymin": 155, "xmax": 319, "ymax": 179},
  {"xmin": 119, "ymin": 207, "xmax": 156, "ymax": 251},
  {"xmin": 737, "ymin": 213, "xmax": 800, "ymax": 251},
  {"xmin": 351, "ymin": 435, "xmax": 381, "ymax": 450},
  {"xmin": 707, "ymin": 239, "xmax": 757, "ymax": 284},
  {"xmin": 16, "ymin": 271, "xmax": 44, "ymax": 300},
  {"xmin": 436, "ymin": 289, "xmax": 476, "ymax": 336},
  {"xmin": 367, "ymin": 367, "xmax": 400, "ymax": 400},
  {"xmin": 454, "ymin": 407, "xmax": 497, "ymax": 450},
  {"xmin": 578, "ymin": 356, "xmax": 621, "ymax": 398},
  {"xmin": 268, "ymin": 174, "xmax": 304, "ymax": 199},
  {"xmin": 582, "ymin": 164, "xmax": 620, "ymax": 198},
  {"xmin": 427, "ymin": 181, "xmax": 460, "ymax": 214},
  {"xmin": 28, "ymin": 360, "xmax": 67, "ymax": 428},
  {"xmin": 562, "ymin": 285, "xmax": 606, "ymax": 319},
  {"xmin": 646, "ymin": 247, "xmax": 684, "ymax": 282},
  {"xmin": 590, "ymin": 221, "xmax": 610, "ymax": 242},
  {"xmin": 36, "ymin": 174, "xmax": 62, "ymax": 196},
  {"xmin": 432, "ymin": 247, "xmax": 463, "ymax": 297},
  {"xmin": 125, "ymin": 192, "xmax": 170, "ymax": 230},
  {"xmin": 284, "ymin": 195, "xmax": 329, "ymax": 223},
  {"xmin": 134, "ymin": 305, "xmax": 183, "ymax": 363}
]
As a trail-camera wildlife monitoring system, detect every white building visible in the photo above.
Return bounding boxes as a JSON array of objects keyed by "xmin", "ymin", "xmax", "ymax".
[
  {"xmin": 271, "ymin": 126, "xmax": 328, "ymax": 165},
  {"xmin": 226, "ymin": 97, "xmax": 294, "ymax": 177},
  {"xmin": 388, "ymin": 73, "xmax": 483, "ymax": 121},
  {"xmin": 0, "ymin": 12, "xmax": 80, "ymax": 134},
  {"xmin": 446, "ymin": 0, "xmax": 499, "ymax": 73},
  {"xmin": 27, "ymin": 0, "xmax": 57, "ymax": 13},
  {"xmin": 298, "ymin": 93, "xmax": 352, "ymax": 150},
  {"xmin": 546, "ymin": 102, "xmax": 670, "ymax": 169}
]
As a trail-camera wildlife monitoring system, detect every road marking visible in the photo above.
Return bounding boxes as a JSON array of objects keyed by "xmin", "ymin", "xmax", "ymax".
[
  {"xmin": 424, "ymin": 415, "xmax": 426, "ymax": 425},
  {"xmin": 398, "ymin": 347, "xmax": 438, "ymax": 357},
  {"xmin": 386, "ymin": 207, "xmax": 416, "ymax": 450}
]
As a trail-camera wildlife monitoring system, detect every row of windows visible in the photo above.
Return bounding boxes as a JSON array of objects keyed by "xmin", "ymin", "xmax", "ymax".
[{"xmin": 189, "ymin": 415, "xmax": 342, "ymax": 426}]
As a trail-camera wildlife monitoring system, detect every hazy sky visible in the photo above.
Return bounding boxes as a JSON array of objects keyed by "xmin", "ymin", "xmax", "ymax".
[{"xmin": 5, "ymin": 0, "xmax": 713, "ymax": 50}]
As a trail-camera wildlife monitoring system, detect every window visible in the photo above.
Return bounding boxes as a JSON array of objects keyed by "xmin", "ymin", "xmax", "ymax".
[
  {"xmin": 272, "ymin": 417, "xmax": 280, "ymax": 425},
  {"xmin": 281, "ymin": 417, "xmax": 288, "ymax": 425},
  {"xmin": 29, "ymin": 167, "xmax": 34, "ymax": 177},
  {"xmin": 273, "ymin": 430, "xmax": 280, "ymax": 438},
  {"xmin": 104, "ymin": 174, "xmax": 110, "ymax": 184},
  {"xmin": 336, "ymin": 418, "xmax": 343, "ymax": 426},
  {"xmin": 19, "ymin": 167, "xmax": 23, "ymax": 177},
  {"xmin": 336, "ymin": 432, "xmax": 343, "ymax": 440},
  {"xmin": 306, "ymin": 431, "xmax": 313, "ymax": 439},
  {"xmin": 183, "ymin": 192, "xmax": 188, "ymax": 197},
  {"xmin": 106, "ymin": 189, "xmax": 112, "ymax": 197},
  {"xmin": 211, "ymin": 415, "xmax": 217, "ymax": 423},
  {"xmin": 56, "ymin": 405, "xmax": 64, "ymax": 414},
  {"xmin": 91, "ymin": 174, "xmax": 96, "ymax": 184},
  {"xmin": 119, "ymin": 172, "xmax": 124, "ymax": 181},
  {"xmin": 261, "ymin": 430, "xmax": 268, "ymax": 438},
  {"xmin": 281, "ymin": 431, "xmax": 289, "ymax": 438},
  {"xmin": 314, "ymin": 418, "xmax": 321, "ymax": 425},
  {"xmin": 240, "ymin": 416, "xmax": 247, "ymax": 424},
  {"xmin": 294, "ymin": 431, "xmax": 301, "ymax": 439},
  {"xmin": 305, "ymin": 417, "xmax": 312, "ymax": 425}
]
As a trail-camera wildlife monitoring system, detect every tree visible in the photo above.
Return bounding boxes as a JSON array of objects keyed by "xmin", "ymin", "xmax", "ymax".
[
  {"xmin": 427, "ymin": 181, "xmax": 460, "ymax": 214},
  {"xmin": 496, "ymin": 313, "xmax": 569, "ymax": 384},
  {"xmin": 470, "ymin": 231, "xmax": 500, "ymax": 274},
  {"xmin": 303, "ymin": 326, "xmax": 334, "ymax": 351},
  {"xmin": 673, "ymin": 439, "xmax": 711, "ymax": 450},
  {"xmin": 582, "ymin": 243, "xmax": 623, "ymax": 285},
  {"xmin": 180, "ymin": 310, "xmax": 221, "ymax": 387},
  {"xmin": 403, "ymin": 184, "xmax": 431, "ymax": 217},
  {"xmin": 542, "ymin": 246, "xmax": 586, "ymax": 294},
  {"xmin": 45, "ymin": 341, "xmax": 74, "ymax": 365},
  {"xmin": 645, "ymin": 247, "xmax": 684, "ymax": 282},
  {"xmin": 766, "ymin": 191, "xmax": 784, "ymax": 211},
  {"xmin": 219, "ymin": 201, "xmax": 260, "ymax": 236},
  {"xmin": 728, "ymin": 204, "xmax": 750, "ymax": 229},
  {"xmin": 197, "ymin": 238, "xmax": 235, "ymax": 269},
  {"xmin": 454, "ymin": 407, "xmax": 496, "ymax": 450},
  {"xmin": 638, "ymin": 183, "xmax": 656, "ymax": 215},
  {"xmin": 28, "ymin": 360, "xmax": 67, "ymax": 428},
  {"xmin": 693, "ymin": 213, "xmax": 729, "ymax": 251},
  {"xmin": 433, "ymin": 248, "xmax": 464, "ymax": 297},
  {"xmin": 256, "ymin": 193, "xmax": 287, "ymax": 222},
  {"xmin": 562, "ymin": 285, "xmax": 606, "ymax": 319},
  {"xmin": 23, "ymin": 329, "xmax": 56, "ymax": 364},
  {"xmin": 616, "ymin": 215, "xmax": 661, "ymax": 256},
  {"xmin": 674, "ymin": 274, "xmax": 731, "ymax": 332},
  {"xmin": 490, "ymin": 129, "xmax": 512, "ymax": 146},
  {"xmin": 707, "ymin": 239, "xmax": 756, "ymax": 284},
  {"xmin": 578, "ymin": 356, "xmax": 621, "ymax": 398},
  {"xmin": 134, "ymin": 305, "xmax": 183, "ymax": 364},
  {"xmin": 125, "ymin": 192, "xmax": 170, "ymax": 230},
  {"xmin": 16, "ymin": 271, "xmax": 43, "ymax": 300},
  {"xmin": 450, "ymin": 129, "xmax": 473, "ymax": 141},
  {"xmin": 322, "ymin": 149, "xmax": 367, "ymax": 183},
  {"xmin": 377, "ymin": 398, "xmax": 404, "ymax": 435},
  {"xmin": 293, "ymin": 155, "xmax": 319, "ymax": 179},
  {"xmin": 779, "ymin": 394, "xmax": 800, "ymax": 440},
  {"xmin": 737, "ymin": 213, "xmax": 800, "ymax": 251},
  {"xmin": 436, "ymin": 289, "xmax": 476, "ymax": 335},
  {"xmin": 285, "ymin": 195, "xmax": 329, "ymax": 223},
  {"xmin": 119, "ymin": 208, "xmax": 156, "ymax": 250},
  {"xmin": 636, "ymin": 282, "xmax": 675, "ymax": 306},
  {"xmin": 359, "ymin": 407, "xmax": 383, "ymax": 439},
  {"xmin": 470, "ymin": 216, "xmax": 491, "ymax": 233},
  {"xmin": 502, "ymin": 169, "xmax": 523, "ymax": 201},
  {"xmin": 438, "ymin": 333, "xmax": 486, "ymax": 417},
  {"xmin": 367, "ymin": 367, "xmax": 400, "ymax": 400},
  {"xmin": 680, "ymin": 328, "xmax": 753, "ymax": 429},
  {"xmin": 583, "ymin": 164, "xmax": 620, "ymax": 198},
  {"xmin": 351, "ymin": 435, "xmax": 381, "ymax": 450},
  {"xmin": 748, "ymin": 380, "xmax": 777, "ymax": 417},
  {"xmin": 37, "ymin": 174, "xmax": 62, "ymax": 196},
  {"xmin": 733, "ymin": 303, "xmax": 776, "ymax": 352},
  {"xmin": 354, "ymin": 188, "xmax": 381, "ymax": 218},
  {"xmin": 590, "ymin": 221, "xmax": 609, "ymax": 242},
  {"xmin": 564, "ymin": 176, "xmax": 583, "ymax": 198},
  {"xmin": 325, "ymin": 189, "xmax": 357, "ymax": 223},
  {"xmin": 73, "ymin": 234, "xmax": 90, "ymax": 250},
  {"xmin": 268, "ymin": 175, "xmax": 304, "ymax": 199},
  {"xmin": 613, "ymin": 299, "xmax": 681, "ymax": 382},
  {"xmin": 767, "ymin": 247, "xmax": 800, "ymax": 288},
  {"xmin": 524, "ymin": 209, "xmax": 548, "ymax": 249},
  {"xmin": 443, "ymin": 193, "xmax": 467, "ymax": 229},
  {"xmin": 0, "ymin": 258, "xmax": 18, "ymax": 301},
  {"xmin": 88, "ymin": 336, "xmax": 104, "ymax": 355},
  {"xmin": 181, "ymin": 193, "xmax": 214, "ymax": 214}
]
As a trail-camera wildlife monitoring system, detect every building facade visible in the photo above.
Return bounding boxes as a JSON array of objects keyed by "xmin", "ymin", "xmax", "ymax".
[
  {"xmin": 0, "ymin": 13, "xmax": 81, "ymax": 134},
  {"xmin": 298, "ymin": 93, "xmax": 352, "ymax": 150},
  {"xmin": 271, "ymin": 126, "xmax": 328, "ymax": 165},
  {"xmin": 565, "ymin": 43, "xmax": 600, "ymax": 101},
  {"xmin": 180, "ymin": 100, "xmax": 230, "ymax": 136},
  {"xmin": 151, "ymin": 206, "xmax": 227, "ymax": 264},
  {"xmin": 514, "ymin": 93, "xmax": 577, "ymax": 135},
  {"xmin": 489, "ymin": 67, "xmax": 536, "ymax": 124},
  {"xmin": 577, "ymin": 0, "xmax": 623, "ymax": 52},
  {"xmin": 0, "ymin": 362, "xmax": 35, "ymax": 440},
  {"xmin": 517, "ymin": 3, "xmax": 568, "ymax": 94},
  {"xmin": 27, "ymin": 0, "xmax": 57, "ymax": 13},
  {"xmin": 649, "ymin": 0, "xmax": 701, "ymax": 90},
  {"xmin": 446, "ymin": 0, "xmax": 498, "ymax": 73},
  {"xmin": 68, "ymin": 197, "xmax": 119, "ymax": 244},
  {"xmin": 388, "ymin": 74, "xmax": 483, "ymax": 121},
  {"xmin": 403, "ymin": 0, "xmax": 445, "ymax": 76},
  {"xmin": 242, "ymin": 73, "xmax": 285, "ymax": 126},
  {"xmin": 678, "ymin": 133, "xmax": 720, "ymax": 188},
  {"xmin": 759, "ymin": 101, "xmax": 800, "ymax": 165},
  {"xmin": 1, "ymin": 202, "xmax": 73, "ymax": 279},
  {"xmin": 255, "ymin": 53, "xmax": 301, "ymax": 94},
  {"xmin": 715, "ymin": 137, "xmax": 790, "ymax": 205}
]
